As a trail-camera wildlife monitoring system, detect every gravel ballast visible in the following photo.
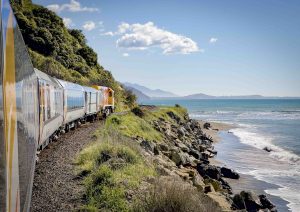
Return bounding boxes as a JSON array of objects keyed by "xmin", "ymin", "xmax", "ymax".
[{"xmin": 31, "ymin": 121, "xmax": 101, "ymax": 212}]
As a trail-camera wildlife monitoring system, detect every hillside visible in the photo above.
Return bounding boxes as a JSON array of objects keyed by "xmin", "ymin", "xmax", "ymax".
[
  {"xmin": 123, "ymin": 85, "xmax": 151, "ymax": 102},
  {"xmin": 10, "ymin": 0, "xmax": 135, "ymax": 110}
]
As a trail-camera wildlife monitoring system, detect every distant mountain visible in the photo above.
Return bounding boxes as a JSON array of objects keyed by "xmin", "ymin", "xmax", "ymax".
[
  {"xmin": 124, "ymin": 85, "xmax": 151, "ymax": 102},
  {"xmin": 123, "ymin": 82, "xmax": 178, "ymax": 98},
  {"xmin": 182, "ymin": 94, "xmax": 299, "ymax": 99},
  {"xmin": 183, "ymin": 93, "xmax": 215, "ymax": 99}
]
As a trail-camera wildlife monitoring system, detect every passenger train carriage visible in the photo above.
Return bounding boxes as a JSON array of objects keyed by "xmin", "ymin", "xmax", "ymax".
[{"xmin": 0, "ymin": 1, "xmax": 115, "ymax": 211}]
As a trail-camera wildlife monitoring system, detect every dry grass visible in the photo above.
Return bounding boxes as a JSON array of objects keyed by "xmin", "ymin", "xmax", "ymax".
[{"xmin": 132, "ymin": 177, "xmax": 221, "ymax": 212}]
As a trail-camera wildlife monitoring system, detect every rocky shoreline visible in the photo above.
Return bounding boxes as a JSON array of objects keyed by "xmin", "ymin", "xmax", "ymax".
[{"xmin": 137, "ymin": 108, "xmax": 277, "ymax": 211}]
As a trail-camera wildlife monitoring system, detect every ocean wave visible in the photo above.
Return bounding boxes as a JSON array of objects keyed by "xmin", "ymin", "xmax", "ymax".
[
  {"xmin": 231, "ymin": 128, "xmax": 300, "ymax": 164},
  {"xmin": 266, "ymin": 187, "xmax": 300, "ymax": 212},
  {"xmin": 190, "ymin": 110, "xmax": 300, "ymax": 120},
  {"xmin": 245, "ymin": 169, "xmax": 300, "ymax": 212}
]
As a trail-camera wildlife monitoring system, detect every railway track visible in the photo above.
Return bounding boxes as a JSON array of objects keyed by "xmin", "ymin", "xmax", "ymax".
[{"xmin": 31, "ymin": 120, "xmax": 102, "ymax": 212}]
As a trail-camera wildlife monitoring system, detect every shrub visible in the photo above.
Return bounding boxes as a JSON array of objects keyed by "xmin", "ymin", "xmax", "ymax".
[
  {"xmin": 131, "ymin": 107, "xmax": 144, "ymax": 117},
  {"xmin": 76, "ymin": 128, "xmax": 156, "ymax": 211},
  {"xmin": 132, "ymin": 177, "xmax": 220, "ymax": 212}
]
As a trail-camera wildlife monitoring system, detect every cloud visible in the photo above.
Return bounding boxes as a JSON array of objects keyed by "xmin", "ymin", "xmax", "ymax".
[
  {"xmin": 63, "ymin": 17, "xmax": 73, "ymax": 28},
  {"xmin": 209, "ymin": 37, "xmax": 218, "ymax": 43},
  {"xmin": 102, "ymin": 31, "xmax": 114, "ymax": 36},
  {"xmin": 47, "ymin": 0, "xmax": 99, "ymax": 13},
  {"xmin": 83, "ymin": 21, "xmax": 96, "ymax": 31},
  {"xmin": 114, "ymin": 22, "xmax": 199, "ymax": 54},
  {"xmin": 122, "ymin": 53, "xmax": 129, "ymax": 57}
]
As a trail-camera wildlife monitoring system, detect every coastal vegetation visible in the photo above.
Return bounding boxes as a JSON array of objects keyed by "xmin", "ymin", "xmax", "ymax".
[
  {"xmin": 10, "ymin": 0, "xmax": 136, "ymax": 110},
  {"xmin": 76, "ymin": 105, "xmax": 278, "ymax": 211},
  {"xmin": 76, "ymin": 128, "xmax": 156, "ymax": 211}
]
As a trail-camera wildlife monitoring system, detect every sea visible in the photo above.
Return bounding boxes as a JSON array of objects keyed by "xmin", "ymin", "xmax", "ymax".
[{"xmin": 141, "ymin": 99, "xmax": 300, "ymax": 212}]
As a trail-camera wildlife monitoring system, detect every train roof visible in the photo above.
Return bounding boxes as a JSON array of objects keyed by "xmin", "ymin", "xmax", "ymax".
[
  {"xmin": 34, "ymin": 68, "xmax": 61, "ymax": 86},
  {"xmin": 82, "ymin": 86, "xmax": 98, "ymax": 93},
  {"xmin": 91, "ymin": 85, "xmax": 114, "ymax": 92},
  {"xmin": 55, "ymin": 78, "xmax": 84, "ymax": 91}
]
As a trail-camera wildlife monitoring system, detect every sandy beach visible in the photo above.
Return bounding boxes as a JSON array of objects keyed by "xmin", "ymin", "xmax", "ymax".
[{"xmin": 197, "ymin": 120, "xmax": 235, "ymax": 143}]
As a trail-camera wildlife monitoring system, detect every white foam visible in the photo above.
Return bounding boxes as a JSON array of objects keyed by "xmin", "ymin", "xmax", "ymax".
[
  {"xmin": 231, "ymin": 128, "xmax": 300, "ymax": 165},
  {"xmin": 265, "ymin": 187, "xmax": 300, "ymax": 212}
]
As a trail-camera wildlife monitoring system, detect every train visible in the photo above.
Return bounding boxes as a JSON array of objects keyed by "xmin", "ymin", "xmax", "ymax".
[
  {"xmin": 0, "ymin": 1, "xmax": 114, "ymax": 211},
  {"xmin": 35, "ymin": 69, "xmax": 114, "ymax": 150}
]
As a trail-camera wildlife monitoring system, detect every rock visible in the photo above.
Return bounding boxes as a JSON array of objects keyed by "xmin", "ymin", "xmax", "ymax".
[
  {"xmin": 170, "ymin": 151, "xmax": 183, "ymax": 166},
  {"xmin": 156, "ymin": 165, "xmax": 172, "ymax": 176},
  {"xmin": 158, "ymin": 143, "xmax": 169, "ymax": 152},
  {"xmin": 190, "ymin": 119, "xmax": 201, "ymax": 130},
  {"xmin": 197, "ymin": 164, "xmax": 221, "ymax": 180},
  {"xmin": 232, "ymin": 194, "xmax": 246, "ymax": 210},
  {"xmin": 175, "ymin": 140, "xmax": 189, "ymax": 152},
  {"xmin": 220, "ymin": 167, "xmax": 240, "ymax": 179},
  {"xmin": 177, "ymin": 127, "xmax": 186, "ymax": 137},
  {"xmin": 240, "ymin": 191, "xmax": 263, "ymax": 211},
  {"xmin": 189, "ymin": 149, "xmax": 201, "ymax": 159},
  {"xmin": 166, "ymin": 111, "xmax": 181, "ymax": 122},
  {"xmin": 198, "ymin": 145, "xmax": 206, "ymax": 152},
  {"xmin": 204, "ymin": 178, "xmax": 222, "ymax": 192},
  {"xmin": 204, "ymin": 183, "xmax": 215, "ymax": 193},
  {"xmin": 259, "ymin": 194, "xmax": 276, "ymax": 210},
  {"xmin": 153, "ymin": 146, "xmax": 160, "ymax": 155},
  {"xmin": 192, "ymin": 173, "xmax": 205, "ymax": 191},
  {"xmin": 175, "ymin": 170, "xmax": 189, "ymax": 181},
  {"xmin": 219, "ymin": 178, "xmax": 232, "ymax": 194},
  {"xmin": 204, "ymin": 122, "xmax": 211, "ymax": 129},
  {"xmin": 263, "ymin": 146, "xmax": 273, "ymax": 152},
  {"xmin": 140, "ymin": 140, "xmax": 155, "ymax": 153}
]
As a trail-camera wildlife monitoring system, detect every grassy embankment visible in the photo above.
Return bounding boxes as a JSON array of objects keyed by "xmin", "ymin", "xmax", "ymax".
[{"xmin": 75, "ymin": 106, "xmax": 209, "ymax": 211}]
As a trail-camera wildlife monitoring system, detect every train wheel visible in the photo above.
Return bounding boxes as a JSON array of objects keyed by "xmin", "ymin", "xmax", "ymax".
[{"xmin": 65, "ymin": 124, "xmax": 70, "ymax": 133}]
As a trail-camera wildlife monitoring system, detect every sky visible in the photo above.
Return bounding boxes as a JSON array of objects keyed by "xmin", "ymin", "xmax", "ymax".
[{"xmin": 33, "ymin": 0, "xmax": 300, "ymax": 97}]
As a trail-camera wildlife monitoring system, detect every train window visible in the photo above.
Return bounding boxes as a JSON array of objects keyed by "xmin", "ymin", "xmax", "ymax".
[
  {"xmin": 109, "ymin": 91, "xmax": 112, "ymax": 97},
  {"xmin": 67, "ymin": 90, "xmax": 84, "ymax": 111},
  {"xmin": 91, "ymin": 93, "xmax": 97, "ymax": 103}
]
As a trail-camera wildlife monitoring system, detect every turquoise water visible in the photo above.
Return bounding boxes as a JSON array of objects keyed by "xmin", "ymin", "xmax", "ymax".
[{"xmin": 142, "ymin": 99, "xmax": 300, "ymax": 211}]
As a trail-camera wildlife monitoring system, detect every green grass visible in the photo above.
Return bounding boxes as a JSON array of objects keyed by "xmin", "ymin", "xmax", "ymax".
[
  {"xmin": 106, "ymin": 113, "xmax": 163, "ymax": 142},
  {"xmin": 76, "ymin": 128, "xmax": 156, "ymax": 211},
  {"xmin": 105, "ymin": 106, "xmax": 188, "ymax": 143},
  {"xmin": 144, "ymin": 106, "xmax": 188, "ymax": 123}
]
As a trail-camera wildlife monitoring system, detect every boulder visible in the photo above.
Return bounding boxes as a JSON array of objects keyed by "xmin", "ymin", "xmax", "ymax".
[
  {"xmin": 177, "ymin": 127, "xmax": 186, "ymax": 137},
  {"xmin": 175, "ymin": 141, "xmax": 189, "ymax": 152},
  {"xmin": 190, "ymin": 119, "xmax": 201, "ymax": 130},
  {"xmin": 240, "ymin": 191, "xmax": 263, "ymax": 211},
  {"xmin": 140, "ymin": 140, "xmax": 155, "ymax": 153},
  {"xmin": 263, "ymin": 146, "xmax": 273, "ymax": 152},
  {"xmin": 219, "ymin": 178, "xmax": 232, "ymax": 194},
  {"xmin": 204, "ymin": 122, "xmax": 211, "ymax": 129},
  {"xmin": 166, "ymin": 111, "xmax": 181, "ymax": 122},
  {"xmin": 197, "ymin": 164, "xmax": 221, "ymax": 180},
  {"xmin": 220, "ymin": 167, "xmax": 240, "ymax": 179},
  {"xmin": 232, "ymin": 194, "xmax": 246, "ymax": 210},
  {"xmin": 170, "ymin": 151, "xmax": 184, "ymax": 166},
  {"xmin": 259, "ymin": 194, "xmax": 276, "ymax": 210},
  {"xmin": 189, "ymin": 149, "xmax": 201, "ymax": 159},
  {"xmin": 192, "ymin": 173, "xmax": 205, "ymax": 191},
  {"xmin": 153, "ymin": 146, "xmax": 160, "ymax": 155},
  {"xmin": 204, "ymin": 183, "xmax": 215, "ymax": 193},
  {"xmin": 158, "ymin": 143, "xmax": 169, "ymax": 152}
]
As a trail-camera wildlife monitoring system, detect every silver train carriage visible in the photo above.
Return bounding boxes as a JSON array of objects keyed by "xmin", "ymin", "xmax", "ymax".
[
  {"xmin": 83, "ymin": 86, "xmax": 99, "ymax": 121},
  {"xmin": 34, "ymin": 69, "xmax": 64, "ymax": 150},
  {"xmin": 55, "ymin": 79, "xmax": 86, "ymax": 132},
  {"xmin": 1, "ymin": 0, "xmax": 39, "ymax": 211}
]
